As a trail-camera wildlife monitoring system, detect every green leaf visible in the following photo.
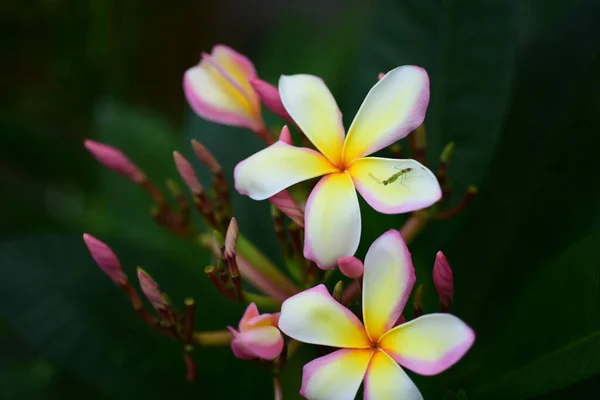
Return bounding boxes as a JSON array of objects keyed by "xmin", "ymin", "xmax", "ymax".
[{"xmin": 468, "ymin": 233, "xmax": 600, "ymax": 399}]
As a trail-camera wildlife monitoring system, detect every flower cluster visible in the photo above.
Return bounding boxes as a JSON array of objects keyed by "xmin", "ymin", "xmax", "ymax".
[{"xmin": 83, "ymin": 44, "xmax": 478, "ymax": 399}]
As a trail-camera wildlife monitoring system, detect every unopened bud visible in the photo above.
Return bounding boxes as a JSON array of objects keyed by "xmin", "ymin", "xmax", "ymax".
[
  {"xmin": 413, "ymin": 284, "xmax": 424, "ymax": 318},
  {"xmin": 377, "ymin": 72, "xmax": 385, "ymax": 80},
  {"xmin": 333, "ymin": 281, "xmax": 344, "ymax": 302},
  {"xmin": 337, "ymin": 256, "xmax": 364, "ymax": 279},
  {"xmin": 268, "ymin": 190, "xmax": 304, "ymax": 227},
  {"xmin": 224, "ymin": 217, "xmax": 239, "ymax": 260},
  {"xmin": 440, "ymin": 142, "xmax": 455, "ymax": 164},
  {"xmin": 84, "ymin": 140, "xmax": 145, "ymax": 184},
  {"xmin": 83, "ymin": 233, "xmax": 127, "ymax": 285},
  {"xmin": 278, "ymin": 125, "xmax": 293, "ymax": 145},
  {"xmin": 137, "ymin": 268, "xmax": 168, "ymax": 311},
  {"xmin": 173, "ymin": 151, "xmax": 203, "ymax": 195},
  {"xmin": 249, "ymin": 78, "xmax": 293, "ymax": 124},
  {"xmin": 191, "ymin": 139, "xmax": 221, "ymax": 174},
  {"xmin": 433, "ymin": 251, "xmax": 453, "ymax": 311}
]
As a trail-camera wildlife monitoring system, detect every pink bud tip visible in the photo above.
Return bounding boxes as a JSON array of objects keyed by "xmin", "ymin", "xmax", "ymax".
[
  {"xmin": 191, "ymin": 139, "xmax": 221, "ymax": 174},
  {"xmin": 224, "ymin": 217, "xmax": 239, "ymax": 259},
  {"xmin": 268, "ymin": 190, "xmax": 304, "ymax": 228},
  {"xmin": 337, "ymin": 256, "xmax": 364, "ymax": 278},
  {"xmin": 173, "ymin": 151, "xmax": 203, "ymax": 194},
  {"xmin": 83, "ymin": 233, "xmax": 127, "ymax": 285},
  {"xmin": 250, "ymin": 78, "xmax": 293, "ymax": 123},
  {"xmin": 84, "ymin": 140, "xmax": 145, "ymax": 184},
  {"xmin": 433, "ymin": 251, "xmax": 454, "ymax": 310},
  {"xmin": 278, "ymin": 125, "xmax": 293, "ymax": 145},
  {"xmin": 137, "ymin": 268, "xmax": 168, "ymax": 310},
  {"xmin": 377, "ymin": 72, "xmax": 385, "ymax": 80}
]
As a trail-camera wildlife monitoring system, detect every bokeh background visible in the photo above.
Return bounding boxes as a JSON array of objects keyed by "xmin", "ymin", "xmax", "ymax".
[{"xmin": 2, "ymin": 0, "xmax": 600, "ymax": 398}]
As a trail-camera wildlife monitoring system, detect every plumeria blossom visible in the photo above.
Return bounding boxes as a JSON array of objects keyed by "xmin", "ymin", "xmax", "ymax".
[
  {"xmin": 228, "ymin": 303, "xmax": 284, "ymax": 361},
  {"xmin": 234, "ymin": 67, "xmax": 442, "ymax": 268},
  {"xmin": 279, "ymin": 230, "xmax": 475, "ymax": 400},
  {"xmin": 184, "ymin": 45, "xmax": 265, "ymax": 133}
]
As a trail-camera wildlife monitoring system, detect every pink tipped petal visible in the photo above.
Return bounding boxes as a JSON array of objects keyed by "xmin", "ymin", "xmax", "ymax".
[
  {"xmin": 343, "ymin": 66, "xmax": 430, "ymax": 162},
  {"xmin": 268, "ymin": 190, "xmax": 305, "ymax": 227},
  {"xmin": 250, "ymin": 78, "xmax": 293, "ymax": 123},
  {"xmin": 278, "ymin": 125, "xmax": 293, "ymax": 145},
  {"xmin": 338, "ymin": 256, "xmax": 364, "ymax": 279},
  {"xmin": 300, "ymin": 349, "xmax": 372, "ymax": 400},
  {"xmin": 279, "ymin": 284, "xmax": 370, "ymax": 348},
  {"xmin": 82, "ymin": 233, "xmax": 127, "ymax": 285},
  {"xmin": 303, "ymin": 172, "xmax": 361, "ymax": 269},
  {"xmin": 235, "ymin": 326, "xmax": 284, "ymax": 360},
  {"xmin": 183, "ymin": 46, "xmax": 262, "ymax": 131},
  {"xmin": 363, "ymin": 350, "xmax": 422, "ymax": 400},
  {"xmin": 379, "ymin": 313, "xmax": 475, "ymax": 376},
  {"xmin": 238, "ymin": 302, "xmax": 260, "ymax": 331},
  {"xmin": 173, "ymin": 151, "xmax": 203, "ymax": 194},
  {"xmin": 348, "ymin": 157, "xmax": 441, "ymax": 214},
  {"xmin": 234, "ymin": 141, "xmax": 337, "ymax": 201},
  {"xmin": 279, "ymin": 74, "xmax": 345, "ymax": 166},
  {"xmin": 231, "ymin": 336, "xmax": 256, "ymax": 360},
  {"xmin": 84, "ymin": 140, "xmax": 145, "ymax": 184},
  {"xmin": 433, "ymin": 251, "xmax": 454, "ymax": 310},
  {"xmin": 362, "ymin": 230, "xmax": 415, "ymax": 341},
  {"xmin": 137, "ymin": 268, "xmax": 167, "ymax": 311}
]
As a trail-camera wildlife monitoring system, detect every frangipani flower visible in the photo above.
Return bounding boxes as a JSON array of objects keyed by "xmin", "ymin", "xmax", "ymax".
[
  {"xmin": 279, "ymin": 230, "xmax": 475, "ymax": 400},
  {"xmin": 234, "ymin": 67, "xmax": 442, "ymax": 268},
  {"xmin": 184, "ymin": 45, "xmax": 264, "ymax": 133},
  {"xmin": 228, "ymin": 303, "xmax": 284, "ymax": 361}
]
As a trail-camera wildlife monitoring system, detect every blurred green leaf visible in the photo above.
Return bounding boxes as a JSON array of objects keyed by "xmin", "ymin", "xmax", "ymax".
[
  {"xmin": 469, "ymin": 232, "xmax": 600, "ymax": 399},
  {"xmin": 0, "ymin": 235, "xmax": 271, "ymax": 399}
]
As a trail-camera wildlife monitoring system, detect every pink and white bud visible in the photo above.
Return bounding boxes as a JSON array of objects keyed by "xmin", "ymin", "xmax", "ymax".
[
  {"xmin": 191, "ymin": 139, "xmax": 221, "ymax": 174},
  {"xmin": 433, "ymin": 251, "xmax": 454, "ymax": 311},
  {"xmin": 250, "ymin": 78, "xmax": 293, "ymax": 123},
  {"xmin": 278, "ymin": 125, "xmax": 293, "ymax": 145},
  {"xmin": 228, "ymin": 303, "xmax": 284, "ymax": 361},
  {"xmin": 224, "ymin": 217, "xmax": 239, "ymax": 260},
  {"xmin": 377, "ymin": 72, "xmax": 386, "ymax": 80},
  {"xmin": 337, "ymin": 256, "xmax": 364, "ymax": 279},
  {"xmin": 183, "ymin": 45, "xmax": 264, "ymax": 132},
  {"xmin": 173, "ymin": 151, "xmax": 203, "ymax": 195},
  {"xmin": 83, "ymin": 233, "xmax": 127, "ymax": 285},
  {"xmin": 268, "ymin": 190, "xmax": 304, "ymax": 228},
  {"xmin": 137, "ymin": 268, "xmax": 168, "ymax": 311},
  {"xmin": 84, "ymin": 140, "xmax": 145, "ymax": 184}
]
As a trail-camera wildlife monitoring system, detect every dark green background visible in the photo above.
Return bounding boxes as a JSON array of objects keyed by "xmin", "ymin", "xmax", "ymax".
[{"xmin": 2, "ymin": 0, "xmax": 599, "ymax": 398}]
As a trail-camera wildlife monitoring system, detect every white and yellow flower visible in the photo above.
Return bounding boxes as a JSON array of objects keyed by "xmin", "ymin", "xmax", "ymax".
[
  {"xmin": 278, "ymin": 230, "xmax": 475, "ymax": 400},
  {"xmin": 234, "ymin": 67, "xmax": 441, "ymax": 268}
]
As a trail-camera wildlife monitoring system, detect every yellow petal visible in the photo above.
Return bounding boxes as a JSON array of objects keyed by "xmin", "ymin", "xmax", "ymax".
[
  {"xmin": 300, "ymin": 349, "xmax": 372, "ymax": 400},
  {"xmin": 279, "ymin": 74, "xmax": 345, "ymax": 166},
  {"xmin": 343, "ymin": 66, "xmax": 429, "ymax": 163},
  {"xmin": 363, "ymin": 350, "xmax": 422, "ymax": 400},
  {"xmin": 362, "ymin": 230, "xmax": 415, "ymax": 341}
]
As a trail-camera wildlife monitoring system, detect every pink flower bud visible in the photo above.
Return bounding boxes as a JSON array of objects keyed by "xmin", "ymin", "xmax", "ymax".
[
  {"xmin": 268, "ymin": 190, "xmax": 304, "ymax": 228},
  {"xmin": 173, "ymin": 151, "xmax": 203, "ymax": 195},
  {"xmin": 84, "ymin": 140, "xmax": 145, "ymax": 184},
  {"xmin": 337, "ymin": 256, "xmax": 364, "ymax": 278},
  {"xmin": 83, "ymin": 233, "xmax": 127, "ymax": 285},
  {"xmin": 183, "ymin": 45, "xmax": 264, "ymax": 132},
  {"xmin": 137, "ymin": 268, "xmax": 168, "ymax": 311},
  {"xmin": 224, "ymin": 217, "xmax": 239, "ymax": 260},
  {"xmin": 377, "ymin": 72, "xmax": 385, "ymax": 80},
  {"xmin": 433, "ymin": 251, "xmax": 453, "ymax": 311},
  {"xmin": 278, "ymin": 125, "xmax": 293, "ymax": 145},
  {"xmin": 191, "ymin": 139, "xmax": 221, "ymax": 174},
  {"xmin": 250, "ymin": 78, "xmax": 293, "ymax": 124},
  {"xmin": 228, "ymin": 303, "xmax": 284, "ymax": 361}
]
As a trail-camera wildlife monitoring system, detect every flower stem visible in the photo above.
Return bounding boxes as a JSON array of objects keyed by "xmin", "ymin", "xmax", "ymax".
[{"xmin": 192, "ymin": 330, "xmax": 233, "ymax": 346}]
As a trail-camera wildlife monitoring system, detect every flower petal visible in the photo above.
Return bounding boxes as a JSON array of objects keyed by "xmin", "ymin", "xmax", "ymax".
[
  {"xmin": 231, "ymin": 336, "xmax": 255, "ymax": 360},
  {"xmin": 232, "ymin": 326, "xmax": 284, "ymax": 360},
  {"xmin": 343, "ymin": 66, "xmax": 430, "ymax": 162},
  {"xmin": 239, "ymin": 302, "xmax": 260, "ymax": 331},
  {"xmin": 234, "ymin": 141, "xmax": 337, "ymax": 200},
  {"xmin": 279, "ymin": 74, "xmax": 345, "ymax": 166},
  {"xmin": 303, "ymin": 172, "xmax": 361, "ymax": 269},
  {"xmin": 363, "ymin": 350, "xmax": 422, "ymax": 400},
  {"xmin": 348, "ymin": 157, "xmax": 441, "ymax": 214},
  {"xmin": 300, "ymin": 349, "xmax": 372, "ymax": 400},
  {"xmin": 362, "ymin": 230, "xmax": 415, "ymax": 341},
  {"xmin": 279, "ymin": 284, "xmax": 370, "ymax": 348},
  {"xmin": 184, "ymin": 47, "xmax": 262, "ymax": 131},
  {"xmin": 379, "ymin": 313, "xmax": 475, "ymax": 376}
]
